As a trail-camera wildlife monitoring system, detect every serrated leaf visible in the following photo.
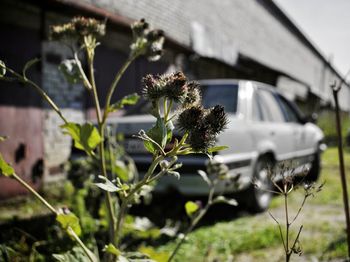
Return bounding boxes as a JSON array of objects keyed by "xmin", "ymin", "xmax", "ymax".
[
  {"xmin": 23, "ymin": 58, "xmax": 40, "ymax": 79},
  {"xmin": 197, "ymin": 170, "xmax": 211, "ymax": 186},
  {"xmin": 0, "ymin": 60, "xmax": 6, "ymax": 78},
  {"xmin": 109, "ymin": 93, "xmax": 140, "ymax": 112},
  {"xmin": 61, "ymin": 122, "xmax": 102, "ymax": 156},
  {"xmin": 104, "ymin": 243, "xmax": 121, "ymax": 256},
  {"xmin": 56, "ymin": 212, "xmax": 82, "ymax": 237},
  {"xmin": 0, "ymin": 153, "xmax": 14, "ymax": 177},
  {"xmin": 213, "ymin": 196, "xmax": 238, "ymax": 206},
  {"xmin": 207, "ymin": 146, "xmax": 229, "ymax": 153},
  {"xmin": 95, "ymin": 176, "xmax": 120, "ymax": 192},
  {"xmin": 185, "ymin": 201, "xmax": 199, "ymax": 218}
]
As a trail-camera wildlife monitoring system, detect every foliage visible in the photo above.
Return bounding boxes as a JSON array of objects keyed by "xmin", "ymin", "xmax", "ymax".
[{"xmin": 0, "ymin": 16, "xmax": 229, "ymax": 262}]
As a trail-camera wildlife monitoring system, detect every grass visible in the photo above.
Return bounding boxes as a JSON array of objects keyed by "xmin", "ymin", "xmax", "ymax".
[
  {"xmin": 150, "ymin": 147, "xmax": 350, "ymax": 261},
  {"xmin": 1, "ymin": 147, "xmax": 349, "ymax": 261}
]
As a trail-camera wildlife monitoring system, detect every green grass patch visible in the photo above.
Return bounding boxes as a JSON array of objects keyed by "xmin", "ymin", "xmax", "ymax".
[{"xmin": 154, "ymin": 216, "xmax": 281, "ymax": 261}]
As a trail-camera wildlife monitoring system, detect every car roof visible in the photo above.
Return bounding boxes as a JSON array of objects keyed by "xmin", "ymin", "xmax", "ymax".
[{"xmin": 198, "ymin": 79, "xmax": 284, "ymax": 97}]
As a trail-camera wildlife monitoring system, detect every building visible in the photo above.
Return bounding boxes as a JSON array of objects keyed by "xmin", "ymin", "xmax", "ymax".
[{"xmin": 0, "ymin": 0, "xmax": 348, "ymax": 198}]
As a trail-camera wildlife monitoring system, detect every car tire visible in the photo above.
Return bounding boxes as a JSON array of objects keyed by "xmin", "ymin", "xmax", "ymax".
[
  {"xmin": 306, "ymin": 150, "xmax": 321, "ymax": 182},
  {"xmin": 245, "ymin": 156, "xmax": 274, "ymax": 213}
]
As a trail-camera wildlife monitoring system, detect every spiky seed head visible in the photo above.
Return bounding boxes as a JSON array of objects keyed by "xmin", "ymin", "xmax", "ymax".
[
  {"xmin": 177, "ymin": 106, "xmax": 205, "ymax": 132},
  {"xmin": 205, "ymin": 105, "xmax": 228, "ymax": 134},
  {"xmin": 183, "ymin": 81, "xmax": 201, "ymax": 107},
  {"xmin": 131, "ymin": 18, "xmax": 149, "ymax": 39},
  {"xmin": 50, "ymin": 16, "xmax": 105, "ymax": 41},
  {"xmin": 164, "ymin": 72, "xmax": 188, "ymax": 102},
  {"xmin": 142, "ymin": 74, "xmax": 164, "ymax": 100},
  {"xmin": 72, "ymin": 17, "xmax": 106, "ymax": 37},
  {"xmin": 188, "ymin": 125, "xmax": 216, "ymax": 152}
]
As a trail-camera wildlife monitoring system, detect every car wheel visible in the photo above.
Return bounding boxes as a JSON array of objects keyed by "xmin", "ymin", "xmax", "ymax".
[
  {"xmin": 306, "ymin": 150, "xmax": 321, "ymax": 181},
  {"xmin": 245, "ymin": 156, "xmax": 274, "ymax": 213}
]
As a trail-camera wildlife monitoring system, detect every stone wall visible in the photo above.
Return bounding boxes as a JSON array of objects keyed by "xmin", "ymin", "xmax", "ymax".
[{"xmin": 41, "ymin": 42, "xmax": 85, "ymax": 180}]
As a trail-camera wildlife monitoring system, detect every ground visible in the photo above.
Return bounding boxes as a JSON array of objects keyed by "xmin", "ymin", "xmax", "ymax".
[
  {"xmin": 0, "ymin": 148, "xmax": 349, "ymax": 261},
  {"xmin": 154, "ymin": 148, "xmax": 350, "ymax": 261}
]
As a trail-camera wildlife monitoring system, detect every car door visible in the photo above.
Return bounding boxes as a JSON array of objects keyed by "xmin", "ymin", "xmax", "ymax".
[
  {"xmin": 250, "ymin": 87, "xmax": 298, "ymax": 161},
  {"xmin": 274, "ymin": 95, "xmax": 316, "ymax": 160}
]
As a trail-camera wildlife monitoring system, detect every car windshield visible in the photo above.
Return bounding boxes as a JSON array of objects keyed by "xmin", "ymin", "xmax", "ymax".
[
  {"xmin": 202, "ymin": 84, "xmax": 239, "ymax": 113},
  {"xmin": 126, "ymin": 83, "xmax": 239, "ymax": 115}
]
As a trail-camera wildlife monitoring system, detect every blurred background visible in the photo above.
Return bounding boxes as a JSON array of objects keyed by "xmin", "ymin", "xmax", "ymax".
[{"xmin": 0, "ymin": 0, "xmax": 350, "ymax": 261}]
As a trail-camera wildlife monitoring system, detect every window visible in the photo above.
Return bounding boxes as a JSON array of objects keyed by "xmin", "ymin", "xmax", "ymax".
[
  {"xmin": 252, "ymin": 92, "xmax": 264, "ymax": 121},
  {"xmin": 202, "ymin": 84, "xmax": 238, "ymax": 113},
  {"xmin": 275, "ymin": 95, "xmax": 300, "ymax": 123},
  {"xmin": 256, "ymin": 89, "xmax": 285, "ymax": 122}
]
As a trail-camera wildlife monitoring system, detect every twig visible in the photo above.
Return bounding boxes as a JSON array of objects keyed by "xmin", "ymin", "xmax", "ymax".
[{"xmin": 331, "ymin": 81, "xmax": 350, "ymax": 258}]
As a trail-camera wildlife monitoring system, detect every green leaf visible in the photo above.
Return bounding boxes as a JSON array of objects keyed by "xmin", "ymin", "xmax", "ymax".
[
  {"xmin": 95, "ymin": 176, "xmax": 119, "ymax": 192},
  {"xmin": 0, "ymin": 153, "xmax": 14, "ymax": 177},
  {"xmin": 0, "ymin": 60, "xmax": 6, "ymax": 78},
  {"xmin": 53, "ymin": 247, "xmax": 91, "ymax": 262},
  {"xmin": 166, "ymin": 120, "xmax": 174, "ymax": 144},
  {"xmin": 104, "ymin": 243, "xmax": 121, "ymax": 256},
  {"xmin": 143, "ymin": 118, "xmax": 167, "ymax": 154},
  {"xmin": 109, "ymin": 93, "xmax": 140, "ymax": 112},
  {"xmin": 61, "ymin": 122, "xmax": 102, "ymax": 156},
  {"xmin": 23, "ymin": 58, "xmax": 40, "ymax": 79},
  {"xmin": 185, "ymin": 201, "xmax": 199, "ymax": 218},
  {"xmin": 114, "ymin": 160, "xmax": 129, "ymax": 182},
  {"xmin": 56, "ymin": 212, "xmax": 82, "ymax": 237},
  {"xmin": 207, "ymin": 146, "xmax": 229, "ymax": 153}
]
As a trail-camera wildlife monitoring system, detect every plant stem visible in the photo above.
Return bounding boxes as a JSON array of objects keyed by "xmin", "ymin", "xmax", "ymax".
[
  {"xmin": 68, "ymin": 227, "xmax": 98, "ymax": 262},
  {"xmin": 168, "ymin": 185, "xmax": 215, "ymax": 262},
  {"xmin": 332, "ymin": 83, "xmax": 350, "ymax": 259},
  {"xmin": 86, "ymin": 49, "xmax": 117, "ymax": 246},
  {"xmin": 12, "ymin": 173, "xmax": 57, "ymax": 215},
  {"xmin": 102, "ymin": 55, "xmax": 136, "ymax": 124},
  {"xmin": 284, "ymin": 191, "xmax": 290, "ymax": 262},
  {"xmin": 114, "ymin": 155, "xmax": 164, "ymax": 247},
  {"xmin": 3, "ymin": 65, "xmax": 68, "ymax": 125},
  {"xmin": 12, "ymin": 173, "xmax": 97, "ymax": 261}
]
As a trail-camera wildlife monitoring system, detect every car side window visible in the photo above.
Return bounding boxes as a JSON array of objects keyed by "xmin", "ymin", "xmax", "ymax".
[
  {"xmin": 257, "ymin": 89, "xmax": 285, "ymax": 122},
  {"xmin": 252, "ymin": 92, "xmax": 264, "ymax": 121},
  {"xmin": 275, "ymin": 94, "xmax": 300, "ymax": 123}
]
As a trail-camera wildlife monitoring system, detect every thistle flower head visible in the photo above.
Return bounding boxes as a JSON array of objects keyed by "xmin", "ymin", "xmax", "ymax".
[
  {"xmin": 50, "ymin": 16, "xmax": 105, "ymax": 41},
  {"xmin": 131, "ymin": 18, "xmax": 149, "ymax": 39},
  {"xmin": 183, "ymin": 81, "xmax": 201, "ymax": 107},
  {"xmin": 164, "ymin": 72, "xmax": 188, "ymax": 102},
  {"xmin": 142, "ymin": 74, "xmax": 164, "ymax": 100},
  {"xmin": 205, "ymin": 105, "xmax": 228, "ymax": 134},
  {"xmin": 130, "ymin": 19, "xmax": 165, "ymax": 61},
  {"xmin": 72, "ymin": 17, "xmax": 106, "ymax": 38},
  {"xmin": 177, "ymin": 106, "xmax": 205, "ymax": 132},
  {"xmin": 188, "ymin": 125, "xmax": 216, "ymax": 152}
]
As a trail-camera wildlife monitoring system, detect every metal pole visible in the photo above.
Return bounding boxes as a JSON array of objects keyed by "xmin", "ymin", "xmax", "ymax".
[{"xmin": 332, "ymin": 82, "xmax": 350, "ymax": 259}]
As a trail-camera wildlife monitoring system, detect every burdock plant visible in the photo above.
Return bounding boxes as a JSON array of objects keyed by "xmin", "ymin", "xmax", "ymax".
[{"xmin": 0, "ymin": 16, "xmax": 228, "ymax": 261}]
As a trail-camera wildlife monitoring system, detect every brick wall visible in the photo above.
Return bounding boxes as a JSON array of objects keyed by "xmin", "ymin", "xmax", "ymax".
[{"xmin": 41, "ymin": 42, "xmax": 85, "ymax": 180}]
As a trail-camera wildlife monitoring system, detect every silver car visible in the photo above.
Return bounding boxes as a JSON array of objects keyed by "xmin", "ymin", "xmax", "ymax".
[{"xmin": 111, "ymin": 79, "xmax": 325, "ymax": 212}]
